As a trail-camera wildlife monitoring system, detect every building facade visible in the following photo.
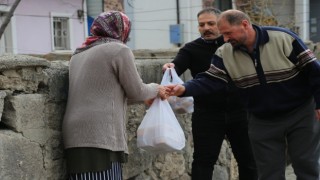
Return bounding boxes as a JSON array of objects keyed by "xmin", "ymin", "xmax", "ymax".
[
  {"xmin": 0, "ymin": 0, "xmax": 318, "ymax": 55},
  {"xmin": 0, "ymin": 0, "xmax": 86, "ymax": 55}
]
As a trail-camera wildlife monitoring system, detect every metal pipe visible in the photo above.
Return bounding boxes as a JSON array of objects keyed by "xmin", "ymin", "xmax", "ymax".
[{"xmin": 176, "ymin": 0, "xmax": 181, "ymax": 47}]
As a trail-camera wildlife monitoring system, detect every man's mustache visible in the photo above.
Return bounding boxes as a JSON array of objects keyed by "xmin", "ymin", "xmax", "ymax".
[{"xmin": 203, "ymin": 31, "xmax": 215, "ymax": 36}]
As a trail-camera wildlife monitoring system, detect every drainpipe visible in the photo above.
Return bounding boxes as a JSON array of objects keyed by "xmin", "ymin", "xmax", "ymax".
[
  {"xmin": 186, "ymin": 0, "xmax": 192, "ymax": 42},
  {"xmin": 295, "ymin": 0, "xmax": 309, "ymax": 40},
  {"xmin": 176, "ymin": 0, "xmax": 181, "ymax": 47},
  {"xmin": 232, "ymin": 0, "xmax": 236, "ymax": 9},
  {"xmin": 83, "ymin": 0, "xmax": 88, "ymax": 38}
]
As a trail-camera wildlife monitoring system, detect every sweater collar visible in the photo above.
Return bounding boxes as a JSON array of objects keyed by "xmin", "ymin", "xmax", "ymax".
[
  {"xmin": 253, "ymin": 24, "xmax": 269, "ymax": 46},
  {"xmin": 201, "ymin": 35, "xmax": 224, "ymax": 46}
]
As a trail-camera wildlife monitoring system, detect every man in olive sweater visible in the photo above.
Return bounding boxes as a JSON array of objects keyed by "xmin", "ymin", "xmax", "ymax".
[{"xmin": 169, "ymin": 9, "xmax": 320, "ymax": 180}]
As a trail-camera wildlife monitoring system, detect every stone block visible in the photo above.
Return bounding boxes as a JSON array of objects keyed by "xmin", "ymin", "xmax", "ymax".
[
  {"xmin": 0, "ymin": 54, "xmax": 50, "ymax": 70},
  {"xmin": 0, "ymin": 130, "xmax": 46, "ymax": 180},
  {"xmin": 0, "ymin": 55, "xmax": 50, "ymax": 93},
  {"xmin": 0, "ymin": 91, "xmax": 6, "ymax": 121},
  {"xmin": 43, "ymin": 61, "xmax": 69, "ymax": 102},
  {"xmin": 135, "ymin": 59, "xmax": 171, "ymax": 84},
  {"xmin": 2, "ymin": 94, "xmax": 46, "ymax": 138}
]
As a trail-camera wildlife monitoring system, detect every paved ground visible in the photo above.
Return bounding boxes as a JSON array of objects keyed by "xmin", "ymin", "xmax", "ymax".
[{"xmin": 285, "ymin": 164, "xmax": 296, "ymax": 180}]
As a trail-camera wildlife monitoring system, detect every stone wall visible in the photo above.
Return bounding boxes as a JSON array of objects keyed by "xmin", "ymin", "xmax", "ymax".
[{"xmin": 0, "ymin": 52, "xmax": 237, "ymax": 180}]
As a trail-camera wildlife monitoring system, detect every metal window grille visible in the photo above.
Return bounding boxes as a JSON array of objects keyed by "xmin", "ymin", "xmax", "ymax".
[{"xmin": 53, "ymin": 17, "xmax": 70, "ymax": 50}]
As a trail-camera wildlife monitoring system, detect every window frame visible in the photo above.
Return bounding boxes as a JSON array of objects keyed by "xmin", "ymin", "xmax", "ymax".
[
  {"xmin": 0, "ymin": 4, "xmax": 17, "ymax": 54},
  {"xmin": 50, "ymin": 12, "xmax": 73, "ymax": 52},
  {"xmin": 214, "ymin": 0, "xmax": 232, "ymax": 11}
]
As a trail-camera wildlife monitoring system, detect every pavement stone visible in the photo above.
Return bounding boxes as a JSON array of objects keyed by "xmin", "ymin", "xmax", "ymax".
[{"xmin": 285, "ymin": 164, "xmax": 296, "ymax": 180}]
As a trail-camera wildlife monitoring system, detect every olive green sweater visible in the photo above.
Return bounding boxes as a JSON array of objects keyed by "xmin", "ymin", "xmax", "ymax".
[{"xmin": 62, "ymin": 42, "xmax": 159, "ymax": 153}]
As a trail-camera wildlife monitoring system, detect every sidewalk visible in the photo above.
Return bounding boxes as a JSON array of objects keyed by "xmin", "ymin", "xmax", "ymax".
[{"xmin": 285, "ymin": 164, "xmax": 296, "ymax": 180}]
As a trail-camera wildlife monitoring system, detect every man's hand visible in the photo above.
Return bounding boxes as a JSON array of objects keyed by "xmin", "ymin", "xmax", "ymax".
[
  {"xmin": 162, "ymin": 63, "xmax": 175, "ymax": 72},
  {"xmin": 166, "ymin": 84, "xmax": 186, "ymax": 96}
]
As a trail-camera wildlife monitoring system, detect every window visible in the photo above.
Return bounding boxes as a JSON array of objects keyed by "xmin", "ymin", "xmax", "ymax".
[
  {"xmin": 0, "ymin": 8, "xmax": 15, "ymax": 54},
  {"xmin": 214, "ymin": 0, "xmax": 232, "ymax": 11},
  {"xmin": 203, "ymin": 0, "xmax": 232, "ymax": 10},
  {"xmin": 53, "ymin": 16, "xmax": 70, "ymax": 50},
  {"xmin": 50, "ymin": 13, "xmax": 73, "ymax": 51}
]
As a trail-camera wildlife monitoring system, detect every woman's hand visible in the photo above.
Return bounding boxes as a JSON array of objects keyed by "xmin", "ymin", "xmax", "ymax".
[
  {"xmin": 144, "ymin": 98, "xmax": 155, "ymax": 106},
  {"xmin": 157, "ymin": 85, "xmax": 169, "ymax": 100}
]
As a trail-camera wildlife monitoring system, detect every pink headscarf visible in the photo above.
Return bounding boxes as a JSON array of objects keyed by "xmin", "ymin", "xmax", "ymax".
[{"xmin": 74, "ymin": 11, "xmax": 131, "ymax": 55}]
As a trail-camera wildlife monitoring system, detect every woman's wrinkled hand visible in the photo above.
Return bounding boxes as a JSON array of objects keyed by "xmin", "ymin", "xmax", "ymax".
[
  {"xmin": 157, "ymin": 85, "xmax": 170, "ymax": 100},
  {"xmin": 144, "ymin": 98, "xmax": 155, "ymax": 106}
]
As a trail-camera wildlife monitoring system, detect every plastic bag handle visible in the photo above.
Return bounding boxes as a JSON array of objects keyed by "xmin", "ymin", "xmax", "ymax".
[
  {"xmin": 161, "ymin": 68, "xmax": 184, "ymax": 85},
  {"xmin": 170, "ymin": 68, "xmax": 184, "ymax": 84},
  {"xmin": 161, "ymin": 68, "xmax": 172, "ymax": 85}
]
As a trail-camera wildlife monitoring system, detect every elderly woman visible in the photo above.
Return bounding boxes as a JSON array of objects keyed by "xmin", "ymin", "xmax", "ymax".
[{"xmin": 62, "ymin": 11, "xmax": 167, "ymax": 179}]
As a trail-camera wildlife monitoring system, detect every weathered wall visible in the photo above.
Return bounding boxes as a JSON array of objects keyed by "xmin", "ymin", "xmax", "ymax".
[{"xmin": 0, "ymin": 52, "xmax": 237, "ymax": 180}]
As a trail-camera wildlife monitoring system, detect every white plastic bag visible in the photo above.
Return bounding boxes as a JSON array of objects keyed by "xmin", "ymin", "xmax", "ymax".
[
  {"xmin": 161, "ymin": 68, "xmax": 194, "ymax": 114},
  {"xmin": 137, "ymin": 98, "xmax": 185, "ymax": 153}
]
